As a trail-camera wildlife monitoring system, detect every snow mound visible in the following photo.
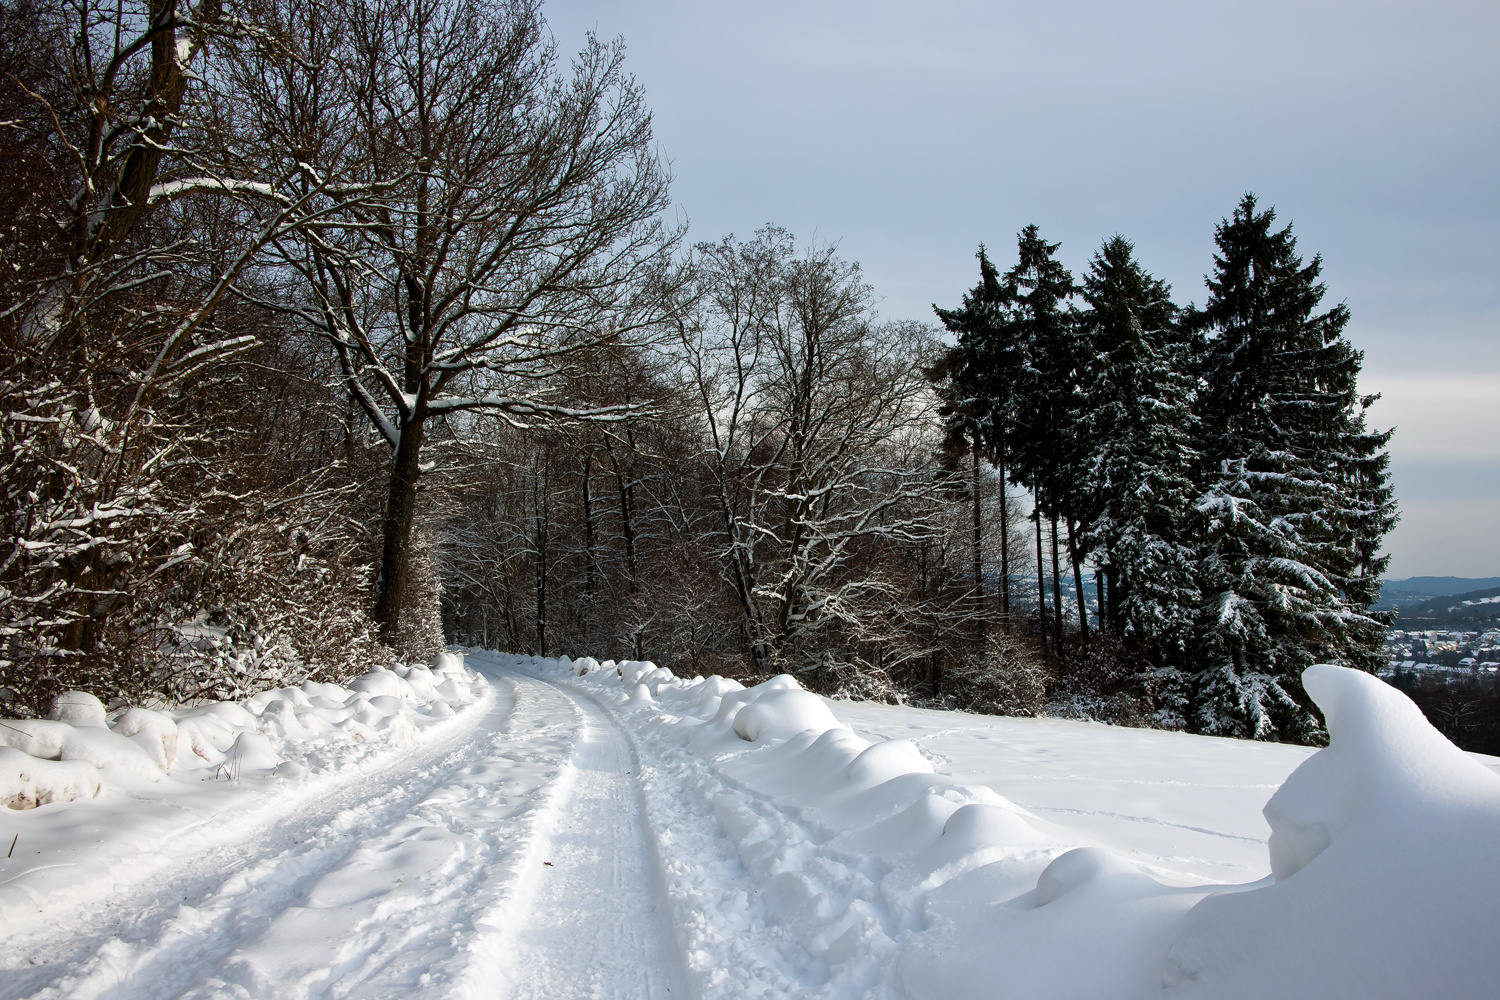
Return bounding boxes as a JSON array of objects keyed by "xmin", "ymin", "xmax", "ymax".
[
  {"xmin": 1160, "ymin": 664, "xmax": 1500, "ymax": 999},
  {"xmin": 1263, "ymin": 662, "xmax": 1496, "ymax": 881},
  {"xmin": 1, "ymin": 652, "xmax": 485, "ymax": 810},
  {"xmin": 0, "ymin": 746, "xmax": 103, "ymax": 808},
  {"xmin": 112, "ymin": 707, "xmax": 179, "ymax": 770},
  {"xmin": 0, "ymin": 718, "xmax": 160, "ymax": 780},
  {"xmin": 732, "ymin": 685, "xmax": 845, "ymax": 742},
  {"xmin": 1035, "ymin": 846, "xmax": 1143, "ymax": 906},
  {"xmin": 58, "ymin": 725, "xmax": 162, "ymax": 780},
  {"xmin": 48, "ymin": 690, "xmax": 107, "ymax": 728},
  {"xmin": 230, "ymin": 732, "xmax": 283, "ymax": 773}
]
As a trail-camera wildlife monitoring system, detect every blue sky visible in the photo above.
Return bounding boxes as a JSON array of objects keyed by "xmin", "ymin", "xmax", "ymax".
[{"xmin": 548, "ymin": 0, "xmax": 1500, "ymax": 578}]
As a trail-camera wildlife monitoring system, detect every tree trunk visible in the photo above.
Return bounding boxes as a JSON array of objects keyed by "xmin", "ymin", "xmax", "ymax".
[
  {"xmin": 373, "ymin": 411, "xmax": 426, "ymax": 643},
  {"xmin": 1050, "ymin": 512, "xmax": 1064, "ymax": 641},
  {"xmin": 998, "ymin": 442, "xmax": 1010, "ymax": 625},
  {"xmin": 1107, "ymin": 564, "xmax": 1120, "ymax": 627},
  {"xmin": 1095, "ymin": 566, "xmax": 1107, "ymax": 631},
  {"xmin": 971, "ymin": 439, "xmax": 983, "ymax": 617},
  {"xmin": 534, "ymin": 478, "xmax": 548, "ymax": 657},
  {"xmin": 1067, "ymin": 519, "xmax": 1089, "ymax": 642},
  {"xmin": 611, "ymin": 456, "xmax": 639, "ymax": 593},
  {"xmin": 1034, "ymin": 502, "xmax": 1048, "ymax": 650},
  {"xmin": 581, "ymin": 450, "xmax": 596, "ymax": 596}
]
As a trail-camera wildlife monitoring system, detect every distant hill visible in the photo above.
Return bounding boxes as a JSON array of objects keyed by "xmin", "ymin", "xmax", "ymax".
[
  {"xmin": 1390, "ymin": 586, "xmax": 1500, "ymax": 629},
  {"xmin": 1371, "ymin": 577, "xmax": 1500, "ymax": 613}
]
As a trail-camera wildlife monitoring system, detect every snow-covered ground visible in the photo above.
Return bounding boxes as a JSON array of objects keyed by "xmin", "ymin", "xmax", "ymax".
[
  {"xmin": 831, "ymin": 701, "xmax": 1315, "ymax": 886},
  {"xmin": 2, "ymin": 650, "xmax": 1497, "ymax": 999}
]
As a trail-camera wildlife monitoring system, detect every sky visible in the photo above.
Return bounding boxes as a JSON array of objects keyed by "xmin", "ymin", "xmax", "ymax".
[{"xmin": 547, "ymin": 0, "xmax": 1500, "ymax": 579}]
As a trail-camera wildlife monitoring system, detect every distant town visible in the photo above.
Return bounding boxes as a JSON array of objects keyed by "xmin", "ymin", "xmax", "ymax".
[
  {"xmin": 1381, "ymin": 628, "xmax": 1500, "ymax": 677},
  {"xmin": 1375, "ymin": 577, "xmax": 1500, "ymax": 681}
]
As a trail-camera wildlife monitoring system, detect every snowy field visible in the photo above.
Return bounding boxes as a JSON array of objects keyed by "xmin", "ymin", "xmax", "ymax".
[
  {"xmin": 831, "ymin": 701, "xmax": 1315, "ymax": 886},
  {"xmin": 2, "ymin": 651, "xmax": 1497, "ymax": 999}
]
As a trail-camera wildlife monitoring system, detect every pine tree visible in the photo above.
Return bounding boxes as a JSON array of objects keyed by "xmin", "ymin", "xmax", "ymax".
[
  {"xmin": 1079, "ymin": 236, "xmax": 1199, "ymax": 671},
  {"xmin": 1190, "ymin": 194, "xmax": 1397, "ymax": 741}
]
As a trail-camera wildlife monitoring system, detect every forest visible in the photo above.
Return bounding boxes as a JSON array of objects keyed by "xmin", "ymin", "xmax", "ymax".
[{"xmin": 0, "ymin": 0, "xmax": 1396, "ymax": 744}]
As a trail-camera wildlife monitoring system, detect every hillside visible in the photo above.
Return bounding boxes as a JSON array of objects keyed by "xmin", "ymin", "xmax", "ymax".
[
  {"xmin": 1373, "ymin": 577, "xmax": 1500, "ymax": 612},
  {"xmin": 1391, "ymin": 587, "xmax": 1500, "ymax": 628}
]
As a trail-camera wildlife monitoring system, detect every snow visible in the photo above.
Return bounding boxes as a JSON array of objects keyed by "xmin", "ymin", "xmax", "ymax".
[
  {"xmin": 0, "ymin": 748, "xmax": 102, "ymax": 810},
  {"xmin": 3, "ymin": 651, "xmax": 1498, "ymax": 999},
  {"xmin": 537, "ymin": 654, "xmax": 1500, "ymax": 999},
  {"xmin": 0, "ymin": 653, "xmax": 489, "ymax": 983},
  {"xmin": 46, "ymin": 692, "xmax": 107, "ymax": 729},
  {"xmin": 828, "ymin": 699, "xmax": 1309, "ymax": 884},
  {"xmin": 110, "ymin": 708, "xmax": 179, "ymax": 769},
  {"xmin": 1159, "ymin": 664, "xmax": 1500, "ymax": 998},
  {"xmin": 732, "ymin": 682, "xmax": 848, "ymax": 742}
]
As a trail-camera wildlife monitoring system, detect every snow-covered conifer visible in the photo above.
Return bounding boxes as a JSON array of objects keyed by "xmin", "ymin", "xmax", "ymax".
[
  {"xmin": 1189, "ymin": 195, "xmax": 1396, "ymax": 740},
  {"xmin": 1078, "ymin": 236, "xmax": 1200, "ymax": 667}
]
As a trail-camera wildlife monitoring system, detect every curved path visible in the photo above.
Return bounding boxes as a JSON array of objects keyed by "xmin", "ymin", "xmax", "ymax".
[{"xmin": 2, "ymin": 660, "xmax": 686, "ymax": 1000}]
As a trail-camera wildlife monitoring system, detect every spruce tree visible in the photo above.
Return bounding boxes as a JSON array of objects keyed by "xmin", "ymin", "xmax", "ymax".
[
  {"xmin": 1079, "ymin": 236, "xmax": 1199, "ymax": 676},
  {"xmin": 1190, "ymin": 194, "xmax": 1396, "ymax": 741},
  {"xmin": 1002, "ymin": 226, "xmax": 1091, "ymax": 637},
  {"xmin": 932, "ymin": 247, "xmax": 1024, "ymax": 618}
]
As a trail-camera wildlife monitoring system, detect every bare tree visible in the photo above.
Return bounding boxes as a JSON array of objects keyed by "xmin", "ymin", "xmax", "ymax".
[
  {"xmin": 674, "ymin": 228, "xmax": 945, "ymax": 676},
  {"xmin": 244, "ymin": 0, "xmax": 675, "ymax": 648},
  {"xmin": 0, "ymin": 0, "xmax": 383, "ymax": 708}
]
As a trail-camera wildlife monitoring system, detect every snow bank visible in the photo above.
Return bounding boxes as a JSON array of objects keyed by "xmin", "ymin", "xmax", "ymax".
[
  {"xmin": 1159, "ymin": 664, "xmax": 1500, "ymax": 999},
  {"xmin": 0, "ymin": 746, "xmax": 102, "ymax": 809},
  {"xmin": 528, "ymin": 654, "xmax": 1500, "ymax": 1000},
  {"xmin": 0, "ymin": 654, "xmax": 486, "ymax": 809}
]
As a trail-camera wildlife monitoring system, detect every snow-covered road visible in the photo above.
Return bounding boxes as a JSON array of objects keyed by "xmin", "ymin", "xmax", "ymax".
[
  {"xmin": 494, "ymin": 678, "xmax": 685, "ymax": 1000},
  {"xmin": 2, "ymin": 659, "xmax": 684, "ymax": 1000}
]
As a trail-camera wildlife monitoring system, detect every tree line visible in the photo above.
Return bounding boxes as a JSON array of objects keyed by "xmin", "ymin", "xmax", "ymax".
[
  {"xmin": 1, "ymin": 0, "xmax": 1395, "ymax": 744},
  {"xmin": 1, "ymin": 0, "xmax": 670, "ymax": 711},
  {"xmin": 932, "ymin": 209, "xmax": 1396, "ymax": 741}
]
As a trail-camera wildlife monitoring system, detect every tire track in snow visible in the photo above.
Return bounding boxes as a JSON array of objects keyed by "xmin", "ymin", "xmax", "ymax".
[
  {"xmin": 1, "ymin": 682, "xmax": 504, "ymax": 1000},
  {"xmin": 9, "ymin": 670, "xmax": 588, "ymax": 1000},
  {"xmin": 459, "ymin": 676, "xmax": 688, "ymax": 1000}
]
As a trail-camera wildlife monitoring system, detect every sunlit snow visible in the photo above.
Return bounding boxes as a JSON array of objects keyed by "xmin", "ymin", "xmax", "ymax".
[{"xmin": 2, "ymin": 652, "xmax": 1497, "ymax": 999}]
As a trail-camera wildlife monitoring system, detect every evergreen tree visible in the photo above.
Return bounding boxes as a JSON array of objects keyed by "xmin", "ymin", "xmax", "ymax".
[
  {"xmin": 1002, "ymin": 226, "xmax": 1092, "ymax": 638},
  {"xmin": 1079, "ymin": 236, "xmax": 1199, "ymax": 672},
  {"xmin": 932, "ymin": 247, "xmax": 1022, "ymax": 616},
  {"xmin": 1190, "ymin": 194, "xmax": 1396, "ymax": 741}
]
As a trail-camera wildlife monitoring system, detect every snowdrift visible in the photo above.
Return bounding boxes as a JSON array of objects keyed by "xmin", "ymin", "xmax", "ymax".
[
  {"xmin": 533, "ymin": 654, "xmax": 1500, "ymax": 1000},
  {"xmin": 1158, "ymin": 664, "xmax": 1500, "ymax": 999},
  {"xmin": 1, "ymin": 653, "xmax": 483, "ymax": 810}
]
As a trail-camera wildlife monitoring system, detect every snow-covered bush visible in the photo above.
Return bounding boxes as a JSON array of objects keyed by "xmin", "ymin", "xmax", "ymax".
[
  {"xmin": 0, "ymin": 2, "xmax": 398, "ymax": 717},
  {"xmin": 1, "ymin": 653, "xmax": 484, "ymax": 810},
  {"xmin": 940, "ymin": 629, "xmax": 1051, "ymax": 716}
]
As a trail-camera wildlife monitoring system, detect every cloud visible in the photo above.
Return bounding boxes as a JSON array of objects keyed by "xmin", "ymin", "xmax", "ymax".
[{"xmin": 1366, "ymin": 374, "xmax": 1500, "ymax": 462}]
